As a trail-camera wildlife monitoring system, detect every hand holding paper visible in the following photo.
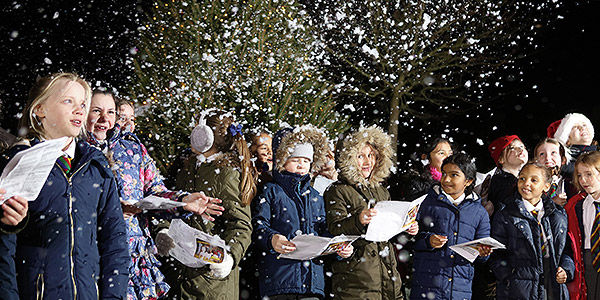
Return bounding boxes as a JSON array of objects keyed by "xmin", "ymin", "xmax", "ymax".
[
  {"xmin": 365, "ymin": 195, "xmax": 426, "ymax": 242},
  {"xmin": 449, "ymin": 237, "xmax": 505, "ymax": 263},
  {"xmin": 0, "ymin": 189, "xmax": 28, "ymax": 226},
  {"xmin": 271, "ymin": 234, "xmax": 297, "ymax": 254},
  {"xmin": 278, "ymin": 234, "xmax": 360, "ymax": 260}
]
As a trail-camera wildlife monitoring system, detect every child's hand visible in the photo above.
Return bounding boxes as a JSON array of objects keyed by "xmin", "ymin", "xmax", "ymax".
[
  {"xmin": 556, "ymin": 267, "xmax": 567, "ymax": 284},
  {"xmin": 552, "ymin": 193, "xmax": 567, "ymax": 206},
  {"xmin": 476, "ymin": 244, "xmax": 493, "ymax": 257},
  {"xmin": 407, "ymin": 222, "xmax": 419, "ymax": 235},
  {"xmin": 429, "ymin": 234, "xmax": 448, "ymax": 248},
  {"xmin": 359, "ymin": 208, "xmax": 377, "ymax": 225},
  {"xmin": 336, "ymin": 244, "xmax": 354, "ymax": 258},
  {"xmin": 182, "ymin": 192, "xmax": 224, "ymax": 221},
  {"xmin": 120, "ymin": 200, "xmax": 142, "ymax": 219},
  {"xmin": 271, "ymin": 234, "xmax": 296, "ymax": 254},
  {"xmin": 1, "ymin": 193, "xmax": 28, "ymax": 226}
]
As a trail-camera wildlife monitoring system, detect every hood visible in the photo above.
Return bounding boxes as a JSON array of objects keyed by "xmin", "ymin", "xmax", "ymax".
[
  {"xmin": 336, "ymin": 125, "xmax": 394, "ymax": 187},
  {"xmin": 273, "ymin": 125, "xmax": 329, "ymax": 175}
]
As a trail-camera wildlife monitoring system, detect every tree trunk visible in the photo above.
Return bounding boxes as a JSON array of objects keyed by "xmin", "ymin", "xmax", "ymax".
[{"xmin": 388, "ymin": 91, "xmax": 400, "ymax": 163}]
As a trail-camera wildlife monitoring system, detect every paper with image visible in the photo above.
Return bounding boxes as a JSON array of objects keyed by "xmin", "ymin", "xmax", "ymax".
[
  {"xmin": 0, "ymin": 137, "xmax": 68, "ymax": 203},
  {"xmin": 365, "ymin": 194, "xmax": 426, "ymax": 242},
  {"xmin": 168, "ymin": 219, "xmax": 229, "ymax": 268},
  {"xmin": 279, "ymin": 234, "xmax": 360, "ymax": 261},
  {"xmin": 134, "ymin": 195, "xmax": 187, "ymax": 210},
  {"xmin": 449, "ymin": 237, "xmax": 505, "ymax": 263}
]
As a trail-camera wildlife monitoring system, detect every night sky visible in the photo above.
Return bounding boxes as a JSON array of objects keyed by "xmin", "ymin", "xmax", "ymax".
[{"xmin": 0, "ymin": 0, "xmax": 597, "ymax": 172}]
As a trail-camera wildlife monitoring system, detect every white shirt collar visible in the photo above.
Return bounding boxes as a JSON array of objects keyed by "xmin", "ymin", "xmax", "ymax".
[
  {"xmin": 442, "ymin": 191, "xmax": 466, "ymax": 206},
  {"xmin": 522, "ymin": 198, "xmax": 544, "ymax": 219},
  {"xmin": 64, "ymin": 138, "xmax": 76, "ymax": 159}
]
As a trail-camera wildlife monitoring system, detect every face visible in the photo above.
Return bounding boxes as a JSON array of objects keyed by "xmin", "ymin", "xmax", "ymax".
[
  {"xmin": 535, "ymin": 142, "xmax": 564, "ymax": 168},
  {"xmin": 254, "ymin": 134, "xmax": 273, "ymax": 164},
  {"xmin": 87, "ymin": 94, "xmax": 117, "ymax": 141},
  {"xmin": 356, "ymin": 144, "xmax": 377, "ymax": 179},
  {"xmin": 35, "ymin": 79, "xmax": 87, "ymax": 140},
  {"xmin": 576, "ymin": 163, "xmax": 600, "ymax": 198},
  {"xmin": 440, "ymin": 163, "xmax": 473, "ymax": 200},
  {"xmin": 501, "ymin": 139, "xmax": 528, "ymax": 168},
  {"xmin": 116, "ymin": 104, "xmax": 135, "ymax": 132},
  {"xmin": 429, "ymin": 141, "xmax": 453, "ymax": 170},
  {"xmin": 283, "ymin": 157, "xmax": 311, "ymax": 176},
  {"xmin": 568, "ymin": 122, "xmax": 593, "ymax": 146},
  {"xmin": 517, "ymin": 165, "xmax": 551, "ymax": 204}
]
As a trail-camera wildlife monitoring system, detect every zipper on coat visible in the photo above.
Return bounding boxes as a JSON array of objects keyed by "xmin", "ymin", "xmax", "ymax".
[
  {"xmin": 61, "ymin": 161, "xmax": 89, "ymax": 300},
  {"xmin": 36, "ymin": 273, "xmax": 44, "ymax": 300}
]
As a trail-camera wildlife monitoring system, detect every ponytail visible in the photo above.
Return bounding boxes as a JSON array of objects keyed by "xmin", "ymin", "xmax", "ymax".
[{"xmin": 233, "ymin": 135, "xmax": 257, "ymax": 206}]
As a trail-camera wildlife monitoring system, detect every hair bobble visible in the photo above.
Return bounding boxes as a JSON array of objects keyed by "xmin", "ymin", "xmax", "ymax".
[{"xmin": 228, "ymin": 124, "xmax": 243, "ymax": 137}]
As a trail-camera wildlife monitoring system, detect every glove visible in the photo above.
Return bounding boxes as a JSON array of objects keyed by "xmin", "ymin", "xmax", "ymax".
[
  {"xmin": 209, "ymin": 252, "xmax": 234, "ymax": 279},
  {"xmin": 155, "ymin": 229, "xmax": 175, "ymax": 256}
]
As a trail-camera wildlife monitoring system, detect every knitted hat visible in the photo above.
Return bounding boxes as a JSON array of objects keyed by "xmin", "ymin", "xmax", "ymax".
[
  {"xmin": 549, "ymin": 113, "xmax": 595, "ymax": 145},
  {"xmin": 488, "ymin": 135, "xmax": 521, "ymax": 165},
  {"xmin": 289, "ymin": 143, "xmax": 313, "ymax": 162}
]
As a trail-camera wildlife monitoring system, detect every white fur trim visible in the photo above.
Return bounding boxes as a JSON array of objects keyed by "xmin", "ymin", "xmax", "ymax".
[{"xmin": 553, "ymin": 113, "xmax": 594, "ymax": 145}]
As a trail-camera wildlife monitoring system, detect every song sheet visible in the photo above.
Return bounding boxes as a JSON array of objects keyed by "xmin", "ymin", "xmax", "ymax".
[
  {"xmin": 365, "ymin": 194, "xmax": 426, "ymax": 242},
  {"xmin": 449, "ymin": 237, "xmax": 505, "ymax": 263},
  {"xmin": 168, "ymin": 219, "xmax": 229, "ymax": 268},
  {"xmin": 279, "ymin": 234, "xmax": 360, "ymax": 261},
  {"xmin": 134, "ymin": 195, "xmax": 187, "ymax": 210}
]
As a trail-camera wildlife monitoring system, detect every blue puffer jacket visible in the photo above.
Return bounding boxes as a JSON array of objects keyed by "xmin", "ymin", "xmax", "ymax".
[
  {"xmin": 252, "ymin": 169, "xmax": 329, "ymax": 298},
  {"xmin": 3, "ymin": 139, "xmax": 130, "ymax": 299},
  {"xmin": 489, "ymin": 196, "xmax": 575, "ymax": 300},
  {"xmin": 411, "ymin": 186, "xmax": 491, "ymax": 300}
]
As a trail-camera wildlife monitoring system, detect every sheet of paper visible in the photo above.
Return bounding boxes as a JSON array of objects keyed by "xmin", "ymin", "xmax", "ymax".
[
  {"xmin": 365, "ymin": 195, "xmax": 426, "ymax": 242},
  {"xmin": 279, "ymin": 234, "xmax": 360, "ymax": 261},
  {"xmin": 449, "ymin": 237, "xmax": 505, "ymax": 263},
  {"xmin": 168, "ymin": 219, "xmax": 229, "ymax": 268},
  {"xmin": 133, "ymin": 195, "xmax": 187, "ymax": 210},
  {"xmin": 0, "ymin": 137, "xmax": 68, "ymax": 203}
]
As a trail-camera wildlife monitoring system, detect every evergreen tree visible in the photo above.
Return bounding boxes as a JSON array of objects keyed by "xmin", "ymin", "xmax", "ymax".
[{"xmin": 129, "ymin": 0, "xmax": 348, "ymax": 174}]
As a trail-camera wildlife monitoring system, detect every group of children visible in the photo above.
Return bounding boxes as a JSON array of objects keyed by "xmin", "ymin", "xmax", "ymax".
[{"xmin": 0, "ymin": 72, "xmax": 599, "ymax": 300}]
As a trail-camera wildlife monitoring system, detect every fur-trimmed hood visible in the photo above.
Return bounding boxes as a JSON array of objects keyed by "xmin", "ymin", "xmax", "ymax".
[
  {"xmin": 336, "ymin": 125, "xmax": 394, "ymax": 187},
  {"xmin": 273, "ymin": 125, "xmax": 329, "ymax": 174}
]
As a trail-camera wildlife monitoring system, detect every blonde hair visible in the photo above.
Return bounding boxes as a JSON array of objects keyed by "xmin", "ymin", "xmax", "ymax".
[
  {"xmin": 19, "ymin": 72, "xmax": 91, "ymax": 139},
  {"xmin": 206, "ymin": 110, "xmax": 257, "ymax": 206},
  {"xmin": 574, "ymin": 151, "xmax": 600, "ymax": 192}
]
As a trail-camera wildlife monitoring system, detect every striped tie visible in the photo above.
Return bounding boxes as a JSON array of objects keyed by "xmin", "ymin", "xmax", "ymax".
[
  {"xmin": 591, "ymin": 202, "xmax": 600, "ymax": 272},
  {"xmin": 548, "ymin": 182, "xmax": 559, "ymax": 199},
  {"xmin": 57, "ymin": 155, "xmax": 72, "ymax": 175},
  {"xmin": 531, "ymin": 210, "xmax": 548, "ymax": 257}
]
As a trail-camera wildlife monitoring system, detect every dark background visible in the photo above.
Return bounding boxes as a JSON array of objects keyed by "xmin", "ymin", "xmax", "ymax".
[{"xmin": 0, "ymin": 0, "xmax": 598, "ymax": 173}]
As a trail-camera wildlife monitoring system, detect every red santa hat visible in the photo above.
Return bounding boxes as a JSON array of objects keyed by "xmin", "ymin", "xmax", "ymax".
[
  {"xmin": 488, "ymin": 135, "xmax": 521, "ymax": 165},
  {"xmin": 548, "ymin": 113, "xmax": 594, "ymax": 145}
]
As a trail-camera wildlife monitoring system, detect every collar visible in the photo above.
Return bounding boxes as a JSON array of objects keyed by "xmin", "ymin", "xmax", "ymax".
[
  {"xmin": 442, "ymin": 190, "xmax": 466, "ymax": 206},
  {"xmin": 64, "ymin": 138, "xmax": 76, "ymax": 158},
  {"xmin": 522, "ymin": 197, "xmax": 544, "ymax": 213},
  {"xmin": 196, "ymin": 152, "xmax": 223, "ymax": 167}
]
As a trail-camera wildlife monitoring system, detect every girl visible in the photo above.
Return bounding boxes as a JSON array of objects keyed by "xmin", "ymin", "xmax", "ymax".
[
  {"xmin": 3, "ymin": 72, "xmax": 130, "ymax": 299},
  {"xmin": 534, "ymin": 138, "xmax": 569, "ymax": 206},
  {"xmin": 252, "ymin": 126, "xmax": 353, "ymax": 300},
  {"xmin": 411, "ymin": 152, "xmax": 491, "ymax": 300},
  {"xmin": 487, "ymin": 135, "xmax": 529, "ymax": 211},
  {"xmin": 564, "ymin": 151, "xmax": 600, "ymax": 300},
  {"xmin": 249, "ymin": 131, "xmax": 273, "ymax": 190},
  {"xmin": 324, "ymin": 125, "xmax": 417, "ymax": 300},
  {"xmin": 490, "ymin": 162, "xmax": 575, "ymax": 300},
  {"xmin": 161, "ymin": 110, "xmax": 256, "ymax": 299},
  {"xmin": 86, "ymin": 89, "xmax": 222, "ymax": 300}
]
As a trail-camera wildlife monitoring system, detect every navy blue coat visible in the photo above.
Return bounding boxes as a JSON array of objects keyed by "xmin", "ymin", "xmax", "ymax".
[
  {"xmin": 2, "ymin": 139, "xmax": 130, "ymax": 299},
  {"xmin": 252, "ymin": 170, "xmax": 329, "ymax": 298},
  {"xmin": 411, "ymin": 186, "xmax": 491, "ymax": 300},
  {"xmin": 489, "ymin": 196, "xmax": 575, "ymax": 300}
]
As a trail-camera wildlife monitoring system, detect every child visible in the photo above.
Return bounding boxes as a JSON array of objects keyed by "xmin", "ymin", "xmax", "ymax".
[
  {"xmin": 159, "ymin": 110, "xmax": 256, "ymax": 299},
  {"xmin": 534, "ymin": 138, "xmax": 569, "ymax": 206},
  {"xmin": 2, "ymin": 72, "xmax": 131, "ymax": 299},
  {"xmin": 490, "ymin": 162, "xmax": 575, "ymax": 300},
  {"xmin": 548, "ymin": 113, "xmax": 597, "ymax": 199},
  {"xmin": 564, "ymin": 151, "xmax": 600, "ymax": 300},
  {"xmin": 86, "ymin": 89, "xmax": 223, "ymax": 300},
  {"xmin": 115, "ymin": 98, "xmax": 136, "ymax": 133},
  {"xmin": 324, "ymin": 125, "xmax": 417, "ymax": 299},
  {"xmin": 249, "ymin": 131, "xmax": 273, "ymax": 190},
  {"xmin": 411, "ymin": 152, "xmax": 491, "ymax": 300},
  {"xmin": 252, "ymin": 125, "xmax": 353, "ymax": 299},
  {"xmin": 487, "ymin": 135, "xmax": 529, "ymax": 211}
]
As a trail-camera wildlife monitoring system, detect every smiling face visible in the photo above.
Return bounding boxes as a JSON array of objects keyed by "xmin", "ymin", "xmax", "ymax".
[
  {"xmin": 87, "ymin": 93, "xmax": 117, "ymax": 141},
  {"xmin": 440, "ymin": 163, "xmax": 473, "ymax": 200},
  {"xmin": 517, "ymin": 164, "xmax": 551, "ymax": 205},
  {"xmin": 116, "ymin": 103, "xmax": 135, "ymax": 132},
  {"xmin": 283, "ymin": 157, "xmax": 311, "ymax": 176},
  {"xmin": 500, "ymin": 139, "xmax": 528, "ymax": 168},
  {"xmin": 535, "ymin": 142, "xmax": 564, "ymax": 168},
  {"xmin": 429, "ymin": 141, "xmax": 453, "ymax": 171},
  {"xmin": 356, "ymin": 144, "xmax": 377, "ymax": 179},
  {"xmin": 568, "ymin": 122, "xmax": 594, "ymax": 146},
  {"xmin": 35, "ymin": 79, "xmax": 87, "ymax": 140},
  {"xmin": 576, "ymin": 163, "xmax": 600, "ymax": 199},
  {"xmin": 255, "ymin": 134, "xmax": 273, "ymax": 164}
]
